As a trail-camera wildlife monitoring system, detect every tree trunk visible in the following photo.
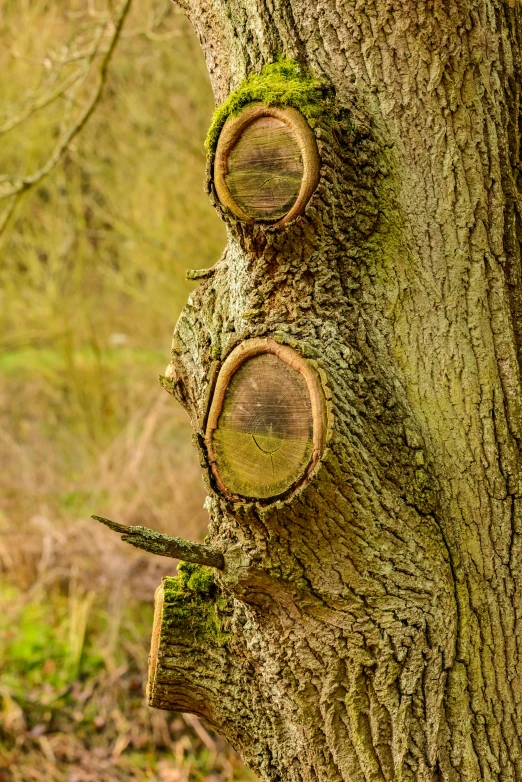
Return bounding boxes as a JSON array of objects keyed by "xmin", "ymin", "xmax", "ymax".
[{"xmin": 147, "ymin": 2, "xmax": 522, "ymax": 780}]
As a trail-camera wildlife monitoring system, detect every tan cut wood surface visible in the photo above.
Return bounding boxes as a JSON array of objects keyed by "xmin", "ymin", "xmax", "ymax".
[
  {"xmin": 211, "ymin": 353, "xmax": 314, "ymax": 498},
  {"xmin": 214, "ymin": 104, "xmax": 320, "ymax": 226},
  {"xmin": 225, "ymin": 116, "xmax": 303, "ymax": 221}
]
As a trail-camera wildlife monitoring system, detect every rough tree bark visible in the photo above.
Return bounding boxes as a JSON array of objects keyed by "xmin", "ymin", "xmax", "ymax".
[{"xmin": 145, "ymin": 2, "xmax": 522, "ymax": 780}]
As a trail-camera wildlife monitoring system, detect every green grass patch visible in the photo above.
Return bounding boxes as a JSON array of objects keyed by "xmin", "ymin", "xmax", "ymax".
[{"xmin": 0, "ymin": 346, "xmax": 164, "ymax": 375}]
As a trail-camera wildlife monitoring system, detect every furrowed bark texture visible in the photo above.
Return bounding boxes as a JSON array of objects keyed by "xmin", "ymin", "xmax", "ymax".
[{"xmin": 152, "ymin": 2, "xmax": 522, "ymax": 780}]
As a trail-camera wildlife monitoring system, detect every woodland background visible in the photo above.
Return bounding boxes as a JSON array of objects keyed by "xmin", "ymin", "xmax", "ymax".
[{"xmin": 0, "ymin": 1, "xmax": 253, "ymax": 779}]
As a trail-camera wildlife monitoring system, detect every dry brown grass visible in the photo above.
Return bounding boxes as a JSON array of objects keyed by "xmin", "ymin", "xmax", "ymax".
[
  {"xmin": 0, "ymin": 1, "xmax": 253, "ymax": 779},
  {"xmin": 0, "ymin": 377, "xmax": 254, "ymax": 782}
]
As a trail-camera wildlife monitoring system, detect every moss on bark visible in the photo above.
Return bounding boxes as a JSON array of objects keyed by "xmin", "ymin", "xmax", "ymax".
[
  {"xmin": 205, "ymin": 58, "xmax": 329, "ymax": 157},
  {"xmin": 160, "ymin": 564, "xmax": 230, "ymax": 647}
]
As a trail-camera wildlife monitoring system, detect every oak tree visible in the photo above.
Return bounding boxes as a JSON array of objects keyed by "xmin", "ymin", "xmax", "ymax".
[{"xmin": 98, "ymin": 1, "xmax": 522, "ymax": 780}]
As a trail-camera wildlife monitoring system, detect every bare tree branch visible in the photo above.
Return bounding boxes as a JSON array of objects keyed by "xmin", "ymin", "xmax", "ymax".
[
  {"xmin": 0, "ymin": 0, "xmax": 133, "ymax": 236},
  {"xmin": 91, "ymin": 515, "xmax": 225, "ymax": 570},
  {"xmin": 0, "ymin": 69, "xmax": 86, "ymax": 136}
]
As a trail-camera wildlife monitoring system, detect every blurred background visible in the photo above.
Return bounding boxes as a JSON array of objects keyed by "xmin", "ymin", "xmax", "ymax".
[{"xmin": 0, "ymin": 1, "xmax": 253, "ymax": 779}]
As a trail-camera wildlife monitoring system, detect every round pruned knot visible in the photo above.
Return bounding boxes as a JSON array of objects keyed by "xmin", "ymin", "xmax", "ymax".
[
  {"xmin": 204, "ymin": 338, "xmax": 327, "ymax": 501},
  {"xmin": 213, "ymin": 104, "xmax": 320, "ymax": 226}
]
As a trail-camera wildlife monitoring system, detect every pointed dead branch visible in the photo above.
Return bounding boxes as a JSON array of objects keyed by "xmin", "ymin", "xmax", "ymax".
[{"xmin": 91, "ymin": 515, "xmax": 225, "ymax": 570}]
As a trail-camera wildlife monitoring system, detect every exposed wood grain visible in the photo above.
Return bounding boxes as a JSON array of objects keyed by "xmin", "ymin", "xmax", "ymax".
[
  {"xmin": 214, "ymin": 104, "xmax": 320, "ymax": 226},
  {"xmin": 225, "ymin": 116, "xmax": 303, "ymax": 220},
  {"xmin": 213, "ymin": 353, "xmax": 313, "ymax": 497},
  {"xmin": 146, "ymin": 583, "xmax": 164, "ymax": 704},
  {"xmin": 205, "ymin": 338, "xmax": 326, "ymax": 500}
]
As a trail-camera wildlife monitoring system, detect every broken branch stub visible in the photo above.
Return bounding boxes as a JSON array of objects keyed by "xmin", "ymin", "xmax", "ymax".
[
  {"xmin": 91, "ymin": 515, "xmax": 224, "ymax": 569},
  {"xmin": 213, "ymin": 103, "xmax": 320, "ymax": 225},
  {"xmin": 147, "ymin": 573, "xmax": 232, "ymax": 719},
  {"xmin": 205, "ymin": 338, "xmax": 326, "ymax": 501}
]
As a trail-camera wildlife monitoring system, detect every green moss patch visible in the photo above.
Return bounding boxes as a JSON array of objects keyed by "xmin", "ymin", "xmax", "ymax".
[
  {"xmin": 205, "ymin": 58, "xmax": 329, "ymax": 157},
  {"xmin": 161, "ymin": 564, "xmax": 230, "ymax": 646},
  {"xmin": 176, "ymin": 561, "xmax": 215, "ymax": 594}
]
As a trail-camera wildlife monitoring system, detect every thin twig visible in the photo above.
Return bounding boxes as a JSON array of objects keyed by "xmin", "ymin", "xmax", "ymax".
[
  {"xmin": 0, "ymin": 68, "xmax": 85, "ymax": 136},
  {"xmin": 0, "ymin": 194, "xmax": 23, "ymax": 236},
  {"xmin": 91, "ymin": 515, "xmax": 225, "ymax": 570},
  {"xmin": 0, "ymin": 0, "xmax": 133, "ymax": 235}
]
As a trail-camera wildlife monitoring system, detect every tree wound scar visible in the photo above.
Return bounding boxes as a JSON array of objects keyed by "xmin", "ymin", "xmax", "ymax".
[
  {"xmin": 226, "ymin": 116, "xmax": 303, "ymax": 220},
  {"xmin": 205, "ymin": 339, "xmax": 326, "ymax": 500},
  {"xmin": 214, "ymin": 104, "xmax": 320, "ymax": 226}
]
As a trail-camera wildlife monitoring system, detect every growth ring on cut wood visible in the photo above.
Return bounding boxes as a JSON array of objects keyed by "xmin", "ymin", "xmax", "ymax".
[
  {"xmin": 214, "ymin": 104, "xmax": 320, "ymax": 225},
  {"xmin": 205, "ymin": 339, "xmax": 325, "ymax": 500}
]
